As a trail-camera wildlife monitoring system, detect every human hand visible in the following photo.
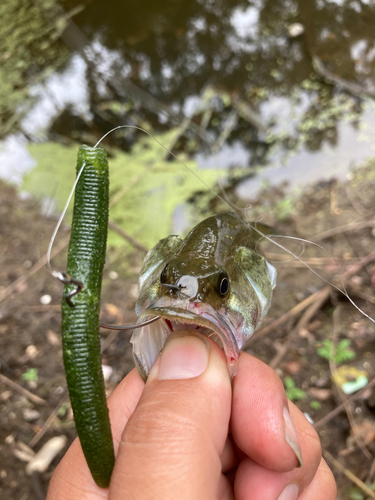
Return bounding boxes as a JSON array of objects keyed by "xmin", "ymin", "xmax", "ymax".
[{"xmin": 47, "ymin": 332, "xmax": 337, "ymax": 500}]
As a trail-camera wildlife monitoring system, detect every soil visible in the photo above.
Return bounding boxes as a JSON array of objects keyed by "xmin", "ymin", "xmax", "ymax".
[{"xmin": 1, "ymin": 163, "xmax": 375, "ymax": 500}]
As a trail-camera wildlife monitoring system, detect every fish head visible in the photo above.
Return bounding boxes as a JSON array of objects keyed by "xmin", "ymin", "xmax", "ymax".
[{"xmin": 131, "ymin": 233, "xmax": 277, "ymax": 381}]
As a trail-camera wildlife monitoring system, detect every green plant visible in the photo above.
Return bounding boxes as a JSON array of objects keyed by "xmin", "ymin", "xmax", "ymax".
[
  {"xmin": 317, "ymin": 338, "xmax": 356, "ymax": 364},
  {"xmin": 21, "ymin": 368, "xmax": 38, "ymax": 382},
  {"xmin": 274, "ymin": 198, "xmax": 294, "ymax": 221},
  {"xmin": 310, "ymin": 400, "xmax": 321, "ymax": 411},
  {"xmin": 284, "ymin": 377, "xmax": 307, "ymax": 402},
  {"xmin": 57, "ymin": 402, "xmax": 70, "ymax": 418}
]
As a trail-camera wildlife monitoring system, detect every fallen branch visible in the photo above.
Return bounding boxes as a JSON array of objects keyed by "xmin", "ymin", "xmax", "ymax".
[
  {"xmin": 314, "ymin": 377, "xmax": 375, "ymax": 429},
  {"xmin": 0, "ymin": 374, "xmax": 46, "ymax": 406},
  {"xmin": 28, "ymin": 393, "xmax": 68, "ymax": 448},
  {"xmin": 248, "ymin": 286, "xmax": 331, "ymax": 345},
  {"xmin": 323, "ymin": 449, "xmax": 375, "ymax": 499},
  {"xmin": 108, "ymin": 219, "xmax": 148, "ymax": 253},
  {"xmin": 329, "ymin": 307, "xmax": 371, "ymax": 459}
]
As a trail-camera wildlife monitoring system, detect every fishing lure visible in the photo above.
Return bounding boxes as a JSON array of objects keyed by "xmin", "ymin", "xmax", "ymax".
[{"xmin": 60, "ymin": 145, "xmax": 114, "ymax": 488}]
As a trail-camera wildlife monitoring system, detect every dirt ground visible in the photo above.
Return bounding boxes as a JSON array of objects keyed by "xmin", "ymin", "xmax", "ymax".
[{"xmin": 1, "ymin": 162, "xmax": 375, "ymax": 500}]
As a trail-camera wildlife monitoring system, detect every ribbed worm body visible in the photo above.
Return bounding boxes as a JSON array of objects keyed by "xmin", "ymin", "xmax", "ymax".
[{"xmin": 61, "ymin": 145, "xmax": 114, "ymax": 488}]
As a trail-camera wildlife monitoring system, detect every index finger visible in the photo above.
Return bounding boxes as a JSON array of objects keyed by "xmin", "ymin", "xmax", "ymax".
[{"xmin": 231, "ymin": 352, "xmax": 304, "ymax": 472}]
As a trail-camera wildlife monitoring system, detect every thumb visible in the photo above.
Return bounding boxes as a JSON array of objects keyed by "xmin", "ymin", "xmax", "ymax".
[{"xmin": 109, "ymin": 331, "xmax": 232, "ymax": 500}]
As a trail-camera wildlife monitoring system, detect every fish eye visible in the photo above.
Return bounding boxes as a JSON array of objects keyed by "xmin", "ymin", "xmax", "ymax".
[{"xmin": 218, "ymin": 273, "xmax": 230, "ymax": 296}]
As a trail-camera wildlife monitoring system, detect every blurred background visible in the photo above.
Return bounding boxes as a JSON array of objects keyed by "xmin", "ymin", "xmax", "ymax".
[{"xmin": 1, "ymin": 0, "xmax": 375, "ymax": 498}]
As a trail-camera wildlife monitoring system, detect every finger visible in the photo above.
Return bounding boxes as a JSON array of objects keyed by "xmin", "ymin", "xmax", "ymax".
[
  {"xmin": 231, "ymin": 352, "xmax": 303, "ymax": 471},
  {"xmin": 47, "ymin": 368, "xmax": 145, "ymax": 500},
  {"xmin": 109, "ymin": 331, "xmax": 232, "ymax": 500},
  {"xmin": 234, "ymin": 403, "xmax": 324, "ymax": 500},
  {"xmin": 221, "ymin": 435, "xmax": 239, "ymax": 473},
  {"xmin": 297, "ymin": 458, "xmax": 337, "ymax": 500}
]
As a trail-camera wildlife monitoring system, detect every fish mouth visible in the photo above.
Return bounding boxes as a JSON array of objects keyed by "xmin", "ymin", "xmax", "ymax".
[{"xmin": 130, "ymin": 304, "xmax": 241, "ymax": 381}]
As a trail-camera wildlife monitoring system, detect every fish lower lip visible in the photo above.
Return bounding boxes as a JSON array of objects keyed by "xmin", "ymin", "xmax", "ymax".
[{"xmin": 131, "ymin": 306, "xmax": 239, "ymax": 381}]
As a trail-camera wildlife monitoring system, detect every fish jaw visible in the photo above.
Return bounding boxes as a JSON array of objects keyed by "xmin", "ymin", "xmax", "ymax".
[{"xmin": 130, "ymin": 299, "xmax": 242, "ymax": 381}]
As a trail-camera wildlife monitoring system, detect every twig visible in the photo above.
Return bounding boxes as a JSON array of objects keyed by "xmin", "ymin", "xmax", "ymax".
[
  {"xmin": 164, "ymin": 116, "xmax": 192, "ymax": 160},
  {"xmin": 313, "ymin": 56, "xmax": 375, "ymax": 98},
  {"xmin": 329, "ymin": 307, "xmax": 371, "ymax": 459},
  {"xmin": 0, "ymin": 234, "xmax": 70, "ymax": 303},
  {"xmin": 366, "ymin": 459, "xmax": 375, "ymax": 484},
  {"xmin": 28, "ymin": 393, "xmax": 68, "ymax": 448},
  {"xmin": 248, "ymin": 286, "xmax": 331, "ymax": 345},
  {"xmin": 312, "ymin": 219, "xmax": 375, "ymax": 243},
  {"xmin": 21, "ymin": 305, "xmax": 62, "ymax": 312},
  {"xmin": 346, "ymin": 185, "xmax": 373, "ymax": 219},
  {"xmin": 265, "ymin": 253, "xmax": 360, "ymax": 267},
  {"xmin": 212, "ymin": 110, "xmax": 238, "ymax": 154},
  {"xmin": 109, "ymin": 168, "xmax": 150, "ymax": 207},
  {"xmin": 269, "ymin": 287, "xmax": 331, "ymax": 369},
  {"xmin": 314, "ymin": 376, "xmax": 375, "ymax": 429},
  {"xmin": 350, "ymin": 288, "xmax": 375, "ymax": 304},
  {"xmin": 342, "ymin": 248, "xmax": 375, "ymax": 280},
  {"xmin": 269, "ymin": 340, "xmax": 290, "ymax": 369},
  {"xmin": 108, "ymin": 219, "xmax": 148, "ymax": 253},
  {"xmin": 0, "ymin": 374, "xmax": 46, "ymax": 406},
  {"xmin": 323, "ymin": 449, "xmax": 375, "ymax": 499}
]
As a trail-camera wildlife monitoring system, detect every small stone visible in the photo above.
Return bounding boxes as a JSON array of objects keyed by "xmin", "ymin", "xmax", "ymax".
[
  {"xmin": 40, "ymin": 294, "xmax": 52, "ymax": 305},
  {"xmin": 104, "ymin": 303, "xmax": 120, "ymax": 317},
  {"xmin": 23, "ymin": 409, "xmax": 41, "ymax": 421},
  {"xmin": 47, "ymin": 330, "xmax": 59, "ymax": 346},
  {"xmin": 309, "ymin": 388, "xmax": 332, "ymax": 401},
  {"xmin": 288, "ymin": 23, "xmax": 304, "ymax": 38},
  {"xmin": 285, "ymin": 361, "xmax": 301, "ymax": 375},
  {"xmin": 26, "ymin": 345, "xmax": 38, "ymax": 359},
  {"xmin": 1, "ymin": 391, "xmax": 12, "ymax": 401},
  {"xmin": 5, "ymin": 434, "xmax": 14, "ymax": 444},
  {"xmin": 102, "ymin": 365, "xmax": 113, "ymax": 382},
  {"xmin": 23, "ymin": 260, "xmax": 32, "ymax": 269},
  {"xmin": 109, "ymin": 271, "xmax": 118, "ymax": 280}
]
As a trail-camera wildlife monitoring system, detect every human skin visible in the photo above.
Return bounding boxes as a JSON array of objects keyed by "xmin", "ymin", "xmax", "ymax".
[{"xmin": 47, "ymin": 332, "xmax": 337, "ymax": 500}]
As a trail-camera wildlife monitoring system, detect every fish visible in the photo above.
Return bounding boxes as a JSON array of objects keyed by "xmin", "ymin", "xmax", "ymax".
[{"xmin": 130, "ymin": 212, "xmax": 277, "ymax": 381}]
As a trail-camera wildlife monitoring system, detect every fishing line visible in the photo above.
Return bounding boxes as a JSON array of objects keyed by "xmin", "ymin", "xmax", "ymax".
[
  {"xmin": 249, "ymin": 226, "xmax": 375, "ymax": 325},
  {"xmin": 47, "ymin": 125, "xmax": 374, "ymax": 327},
  {"xmin": 94, "ymin": 125, "xmax": 248, "ymax": 215}
]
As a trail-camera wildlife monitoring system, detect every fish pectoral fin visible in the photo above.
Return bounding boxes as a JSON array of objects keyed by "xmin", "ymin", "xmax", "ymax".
[{"xmin": 233, "ymin": 246, "xmax": 276, "ymax": 302}]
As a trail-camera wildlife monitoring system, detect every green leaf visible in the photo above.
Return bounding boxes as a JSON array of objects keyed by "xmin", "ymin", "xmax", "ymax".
[
  {"xmin": 310, "ymin": 401, "xmax": 321, "ymax": 410},
  {"xmin": 21, "ymin": 368, "xmax": 38, "ymax": 382},
  {"xmin": 284, "ymin": 377, "xmax": 307, "ymax": 402}
]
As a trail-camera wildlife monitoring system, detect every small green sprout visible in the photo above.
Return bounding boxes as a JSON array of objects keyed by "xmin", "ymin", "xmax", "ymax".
[
  {"xmin": 274, "ymin": 198, "xmax": 294, "ymax": 221},
  {"xmin": 310, "ymin": 400, "xmax": 321, "ymax": 411},
  {"xmin": 58, "ymin": 402, "xmax": 70, "ymax": 418},
  {"xmin": 21, "ymin": 368, "xmax": 38, "ymax": 382},
  {"xmin": 284, "ymin": 377, "xmax": 307, "ymax": 402},
  {"xmin": 317, "ymin": 339, "xmax": 356, "ymax": 364}
]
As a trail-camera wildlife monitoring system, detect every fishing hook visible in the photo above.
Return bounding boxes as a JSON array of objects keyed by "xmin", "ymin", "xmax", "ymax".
[
  {"xmin": 160, "ymin": 283, "xmax": 185, "ymax": 291},
  {"xmin": 56, "ymin": 271, "xmax": 161, "ymax": 330}
]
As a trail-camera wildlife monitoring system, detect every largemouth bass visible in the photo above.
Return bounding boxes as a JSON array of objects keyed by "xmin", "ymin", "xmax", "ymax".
[{"xmin": 130, "ymin": 212, "xmax": 277, "ymax": 380}]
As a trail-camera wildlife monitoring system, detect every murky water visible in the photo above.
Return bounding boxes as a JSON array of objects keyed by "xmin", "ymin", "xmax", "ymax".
[{"xmin": 1, "ymin": 0, "xmax": 375, "ymax": 240}]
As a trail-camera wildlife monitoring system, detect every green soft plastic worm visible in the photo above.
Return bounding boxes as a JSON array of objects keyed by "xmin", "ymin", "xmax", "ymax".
[{"xmin": 61, "ymin": 145, "xmax": 115, "ymax": 488}]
